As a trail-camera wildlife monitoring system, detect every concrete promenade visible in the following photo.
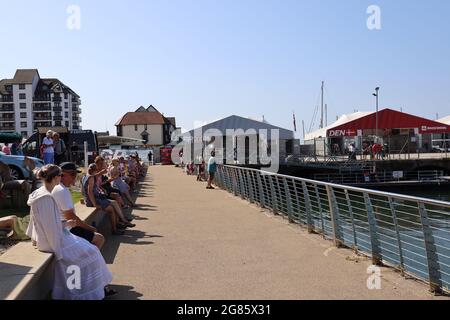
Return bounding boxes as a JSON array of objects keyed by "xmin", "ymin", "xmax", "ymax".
[{"xmin": 103, "ymin": 165, "xmax": 446, "ymax": 300}]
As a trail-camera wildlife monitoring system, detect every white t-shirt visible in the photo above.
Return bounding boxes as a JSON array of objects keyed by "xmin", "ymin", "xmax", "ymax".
[
  {"xmin": 42, "ymin": 137, "xmax": 54, "ymax": 154},
  {"xmin": 52, "ymin": 183, "xmax": 75, "ymax": 222}
]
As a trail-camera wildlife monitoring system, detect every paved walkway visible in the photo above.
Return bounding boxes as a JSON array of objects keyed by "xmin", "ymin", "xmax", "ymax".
[{"xmin": 103, "ymin": 165, "xmax": 446, "ymax": 300}]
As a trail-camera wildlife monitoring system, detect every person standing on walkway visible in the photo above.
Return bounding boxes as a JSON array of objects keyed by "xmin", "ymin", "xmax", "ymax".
[
  {"xmin": 206, "ymin": 150, "xmax": 217, "ymax": 190},
  {"xmin": 148, "ymin": 150, "xmax": 153, "ymax": 165},
  {"xmin": 42, "ymin": 130, "xmax": 55, "ymax": 165},
  {"xmin": 53, "ymin": 133, "xmax": 66, "ymax": 165},
  {"xmin": 52, "ymin": 162, "xmax": 105, "ymax": 250}
]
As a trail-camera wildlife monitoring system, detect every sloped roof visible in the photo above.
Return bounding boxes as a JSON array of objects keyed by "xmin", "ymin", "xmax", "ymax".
[
  {"xmin": 12, "ymin": 69, "xmax": 39, "ymax": 84},
  {"xmin": 116, "ymin": 111, "xmax": 166, "ymax": 126},
  {"xmin": 187, "ymin": 115, "xmax": 294, "ymax": 140},
  {"xmin": 328, "ymin": 108, "xmax": 450, "ymax": 135},
  {"xmin": 0, "ymin": 70, "xmax": 80, "ymax": 97},
  {"xmin": 305, "ymin": 111, "xmax": 372, "ymax": 140},
  {"xmin": 116, "ymin": 105, "xmax": 176, "ymax": 126}
]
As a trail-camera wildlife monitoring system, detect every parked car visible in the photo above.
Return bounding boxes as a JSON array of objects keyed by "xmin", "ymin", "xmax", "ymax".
[{"xmin": 0, "ymin": 151, "xmax": 44, "ymax": 180}]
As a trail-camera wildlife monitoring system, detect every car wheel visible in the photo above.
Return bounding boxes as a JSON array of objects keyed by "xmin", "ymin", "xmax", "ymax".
[{"xmin": 9, "ymin": 166, "xmax": 24, "ymax": 180}]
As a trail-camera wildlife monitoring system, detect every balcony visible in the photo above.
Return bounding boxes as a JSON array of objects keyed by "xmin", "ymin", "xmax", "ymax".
[
  {"xmin": 33, "ymin": 122, "xmax": 52, "ymax": 129},
  {"xmin": 0, "ymin": 116, "xmax": 15, "ymax": 122},
  {"xmin": 53, "ymin": 107, "xmax": 62, "ymax": 112},
  {"xmin": 52, "ymin": 96, "xmax": 62, "ymax": 102},
  {"xmin": 34, "ymin": 116, "xmax": 52, "ymax": 121},
  {"xmin": 1, "ymin": 96, "xmax": 13, "ymax": 102},
  {"xmin": 72, "ymin": 97, "xmax": 80, "ymax": 103},
  {"xmin": 0, "ymin": 124, "xmax": 15, "ymax": 130},
  {"xmin": 53, "ymin": 116, "xmax": 63, "ymax": 121},
  {"xmin": 33, "ymin": 96, "xmax": 51, "ymax": 102},
  {"xmin": 33, "ymin": 106, "xmax": 52, "ymax": 112},
  {"xmin": 72, "ymin": 125, "xmax": 80, "ymax": 130},
  {"xmin": 0, "ymin": 106, "xmax": 14, "ymax": 112},
  {"xmin": 72, "ymin": 106, "xmax": 81, "ymax": 113}
]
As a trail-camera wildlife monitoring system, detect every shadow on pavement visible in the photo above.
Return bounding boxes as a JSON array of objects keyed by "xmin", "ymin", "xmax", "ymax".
[{"xmin": 102, "ymin": 228, "xmax": 163, "ymax": 264}]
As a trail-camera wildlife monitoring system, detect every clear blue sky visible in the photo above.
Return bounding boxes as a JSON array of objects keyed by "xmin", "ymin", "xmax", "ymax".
[{"xmin": 1, "ymin": 0, "xmax": 449, "ymax": 138}]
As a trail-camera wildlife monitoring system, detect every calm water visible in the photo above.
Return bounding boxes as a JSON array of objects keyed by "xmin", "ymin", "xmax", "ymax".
[{"xmin": 374, "ymin": 185, "xmax": 450, "ymax": 202}]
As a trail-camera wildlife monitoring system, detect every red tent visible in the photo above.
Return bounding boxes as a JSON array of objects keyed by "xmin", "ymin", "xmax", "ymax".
[{"xmin": 326, "ymin": 108, "xmax": 450, "ymax": 137}]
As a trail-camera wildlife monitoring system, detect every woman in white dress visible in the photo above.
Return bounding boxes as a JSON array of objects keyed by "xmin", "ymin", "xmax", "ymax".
[{"xmin": 26, "ymin": 164, "xmax": 113, "ymax": 300}]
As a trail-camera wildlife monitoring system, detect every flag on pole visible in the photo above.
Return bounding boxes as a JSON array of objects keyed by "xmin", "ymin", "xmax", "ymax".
[{"xmin": 293, "ymin": 112, "xmax": 297, "ymax": 132}]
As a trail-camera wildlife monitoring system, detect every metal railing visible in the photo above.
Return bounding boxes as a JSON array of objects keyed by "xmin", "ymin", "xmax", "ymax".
[
  {"xmin": 215, "ymin": 165, "xmax": 450, "ymax": 294},
  {"xmin": 314, "ymin": 170, "xmax": 445, "ymax": 185}
]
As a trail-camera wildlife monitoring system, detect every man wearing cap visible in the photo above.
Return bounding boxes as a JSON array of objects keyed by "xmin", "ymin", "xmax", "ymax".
[
  {"xmin": 52, "ymin": 162, "xmax": 105, "ymax": 249},
  {"xmin": 42, "ymin": 130, "xmax": 55, "ymax": 165}
]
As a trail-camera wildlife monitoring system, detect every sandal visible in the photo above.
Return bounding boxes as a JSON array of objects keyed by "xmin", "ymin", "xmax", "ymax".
[{"xmin": 104, "ymin": 287, "xmax": 118, "ymax": 297}]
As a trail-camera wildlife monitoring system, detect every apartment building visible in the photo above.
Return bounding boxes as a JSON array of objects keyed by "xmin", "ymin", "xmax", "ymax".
[{"xmin": 0, "ymin": 69, "xmax": 82, "ymax": 138}]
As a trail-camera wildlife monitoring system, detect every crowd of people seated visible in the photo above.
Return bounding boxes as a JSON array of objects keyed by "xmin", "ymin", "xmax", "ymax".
[{"xmin": 1, "ymin": 152, "xmax": 147, "ymax": 300}]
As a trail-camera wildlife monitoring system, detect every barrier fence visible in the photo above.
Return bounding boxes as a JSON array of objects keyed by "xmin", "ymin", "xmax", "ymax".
[
  {"xmin": 215, "ymin": 165, "xmax": 450, "ymax": 294},
  {"xmin": 313, "ymin": 170, "xmax": 445, "ymax": 185}
]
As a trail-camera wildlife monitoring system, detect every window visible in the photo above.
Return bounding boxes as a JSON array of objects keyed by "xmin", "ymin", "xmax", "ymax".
[
  {"xmin": 21, "ymin": 131, "xmax": 28, "ymax": 138},
  {"xmin": 64, "ymin": 93, "xmax": 68, "ymax": 99},
  {"xmin": 20, "ymin": 103, "xmax": 26, "ymax": 109},
  {"xmin": 21, "ymin": 122, "xmax": 27, "ymax": 128},
  {"xmin": 20, "ymin": 112, "xmax": 27, "ymax": 118},
  {"xmin": 65, "ymin": 112, "xmax": 69, "ymax": 118},
  {"xmin": 65, "ymin": 102, "xmax": 68, "ymax": 108},
  {"xmin": 135, "ymin": 125, "xmax": 138, "ymax": 131},
  {"xmin": 65, "ymin": 121, "xmax": 69, "ymax": 127},
  {"xmin": 19, "ymin": 84, "xmax": 26, "ymax": 90},
  {"xmin": 19, "ymin": 93, "xmax": 26, "ymax": 99}
]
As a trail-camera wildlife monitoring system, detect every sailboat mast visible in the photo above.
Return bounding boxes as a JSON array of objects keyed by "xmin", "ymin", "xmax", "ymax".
[{"xmin": 320, "ymin": 81, "xmax": 324, "ymax": 129}]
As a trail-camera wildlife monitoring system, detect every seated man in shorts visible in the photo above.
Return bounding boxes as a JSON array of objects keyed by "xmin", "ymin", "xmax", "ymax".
[{"xmin": 52, "ymin": 162, "xmax": 106, "ymax": 249}]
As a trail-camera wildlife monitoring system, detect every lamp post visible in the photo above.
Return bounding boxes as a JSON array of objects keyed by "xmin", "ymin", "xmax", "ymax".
[{"xmin": 373, "ymin": 87, "xmax": 380, "ymax": 142}]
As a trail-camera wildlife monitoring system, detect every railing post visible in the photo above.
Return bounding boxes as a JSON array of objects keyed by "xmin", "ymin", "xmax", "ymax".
[
  {"xmin": 225, "ymin": 167, "xmax": 232, "ymax": 192},
  {"xmin": 274, "ymin": 176, "xmax": 284, "ymax": 215},
  {"xmin": 325, "ymin": 185, "xmax": 344, "ymax": 247},
  {"xmin": 231, "ymin": 168, "xmax": 238, "ymax": 196},
  {"xmin": 292, "ymin": 180, "xmax": 300, "ymax": 223},
  {"xmin": 363, "ymin": 193, "xmax": 383, "ymax": 266},
  {"xmin": 344, "ymin": 190, "xmax": 358, "ymax": 252},
  {"xmin": 302, "ymin": 181, "xmax": 314, "ymax": 233},
  {"xmin": 246, "ymin": 171, "xmax": 255, "ymax": 204},
  {"xmin": 388, "ymin": 197, "xmax": 405, "ymax": 274},
  {"xmin": 418, "ymin": 202, "xmax": 443, "ymax": 294},
  {"xmin": 283, "ymin": 178, "xmax": 294, "ymax": 223},
  {"xmin": 314, "ymin": 185, "xmax": 326, "ymax": 238},
  {"xmin": 268, "ymin": 174, "xmax": 278, "ymax": 214},
  {"xmin": 237, "ymin": 169, "xmax": 245, "ymax": 199},
  {"xmin": 256, "ymin": 173, "xmax": 265, "ymax": 208}
]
